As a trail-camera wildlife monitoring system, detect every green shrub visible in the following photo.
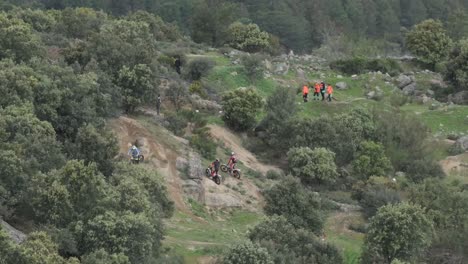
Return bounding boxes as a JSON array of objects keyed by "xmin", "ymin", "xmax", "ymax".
[
  {"xmin": 164, "ymin": 112, "xmax": 187, "ymax": 136},
  {"xmin": 330, "ymin": 57, "xmax": 401, "ymax": 76},
  {"xmin": 266, "ymin": 170, "xmax": 282, "ymax": 180},
  {"xmin": 183, "ymin": 57, "xmax": 214, "ymax": 81},
  {"xmin": 241, "ymin": 54, "xmax": 265, "ymax": 81}
]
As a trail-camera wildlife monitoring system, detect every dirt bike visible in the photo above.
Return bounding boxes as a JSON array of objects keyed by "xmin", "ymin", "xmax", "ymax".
[
  {"xmin": 205, "ymin": 166, "xmax": 221, "ymax": 185},
  {"xmin": 130, "ymin": 154, "xmax": 145, "ymax": 164},
  {"xmin": 220, "ymin": 164, "xmax": 241, "ymax": 179}
]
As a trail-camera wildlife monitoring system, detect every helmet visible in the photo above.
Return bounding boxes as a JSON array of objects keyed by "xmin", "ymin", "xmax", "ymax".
[
  {"xmin": 132, "ymin": 145, "xmax": 137, "ymax": 150},
  {"xmin": 215, "ymin": 158, "xmax": 219, "ymax": 161},
  {"xmin": 231, "ymin": 152, "xmax": 235, "ymax": 155}
]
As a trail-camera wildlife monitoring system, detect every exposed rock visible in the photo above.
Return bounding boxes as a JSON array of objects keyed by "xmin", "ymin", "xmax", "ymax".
[
  {"xmin": 351, "ymin": 74, "xmax": 359, "ymax": 80},
  {"xmin": 430, "ymin": 79, "xmax": 447, "ymax": 89},
  {"xmin": 402, "ymin": 83, "xmax": 417, "ymax": 95},
  {"xmin": 296, "ymin": 68, "xmax": 305, "ymax": 80},
  {"xmin": 453, "ymin": 136, "xmax": 468, "ymax": 152},
  {"xmin": 263, "ymin": 59, "xmax": 273, "ymax": 71},
  {"xmin": 205, "ymin": 193, "xmax": 242, "ymax": 208},
  {"xmin": 230, "ymin": 71, "xmax": 238, "ymax": 76},
  {"xmin": 274, "ymin": 62, "xmax": 289, "ymax": 75},
  {"xmin": 397, "ymin": 74, "xmax": 412, "ymax": 89},
  {"xmin": 395, "ymin": 171, "xmax": 406, "ymax": 178},
  {"xmin": 449, "ymin": 91, "xmax": 468, "ymax": 105},
  {"xmin": 336, "ymin": 82, "xmax": 348, "ymax": 90},
  {"xmin": 1, "ymin": 220, "xmax": 26, "ymax": 244},
  {"xmin": 182, "ymin": 180, "xmax": 205, "ymax": 203},
  {"xmin": 176, "ymin": 157, "xmax": 188, "ymax": 171},
  {"xmin": 337, "ymin": 75, "xmax": 343, "ymax": 79},
  {"xmin": 181, "ymin": 153, "xmax": 205, "ymax": 203},
  {"xmin": 427, "ymin": 89, "xmax": 435, "ymax": 97},
  {"xmin": 190, "ymin": 95, "xmax": 222, "ymax": 112},
  {"xmin": 188, "ymin": 152, "xmax": 204, "ymax": 180},
  {"xmin": 228, "ymin": 49, "xmax": 241, "ymax": 58}
]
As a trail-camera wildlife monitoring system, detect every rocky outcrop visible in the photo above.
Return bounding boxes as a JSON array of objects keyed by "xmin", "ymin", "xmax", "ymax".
[
  {"xmin": 397, "ymin": 74, "xmax": 413, "ymax": 89},
  {"xmin": 1, "ymin": 220, "xmax": 26, "ymax": 244},
  {"xmin": 449, "ymin": 91, "xmax": 468, "ymax": 105},
  {"xmin": 274, "ymin": 62, "xmax": 289, "ymax": 75},
  {"xmin": 190, "ymin": 95, "xmax": 222, "ymax": 112},
  {"xmin": 205, "ymin": 193, "xmax": 242, "ymax": 208},
  {"xmin": 402, "ymin": 83, "xmax": 417, "ymax": 95},
  {"xmin": 179, "ymin": 153, "xmax": 205, "ymax": 204},
  {"xmin": 336, "ymin": 82, "xmax": 348, "ymax": 90},
  {"xmin": 453, "ymin": 136, "xmax": 468, "ymax": 153}
]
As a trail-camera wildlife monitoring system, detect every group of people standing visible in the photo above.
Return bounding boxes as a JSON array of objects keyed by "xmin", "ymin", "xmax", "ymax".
[{"xmin": 302, "ymin": 82, "xmax": 333, "ymax": 102}]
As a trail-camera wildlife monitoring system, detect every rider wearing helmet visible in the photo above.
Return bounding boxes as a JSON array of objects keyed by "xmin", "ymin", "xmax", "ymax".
[
  {"xmin": 211, "ymin": 158, "xmax": 220, "ymax": 177},
  {"xmin": 128, "ymin": 145, "xmax": 141, "ymax": 159},
  {"xmin": 227, "ymin": 152, "xmax": 237, "ymax": 172}
]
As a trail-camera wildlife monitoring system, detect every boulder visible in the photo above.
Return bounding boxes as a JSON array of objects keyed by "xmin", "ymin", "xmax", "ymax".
[
  {"xmin": 336, "ymin": 82, "xmax": 348, "ymax": 90},
  {"xmin": 453, "ymin": 136, "xmax": 468, "ymax": 152},
  {"xmin": 402, "ymin": 83, "xmax": 417, "ymax": 95},
  {"xmin": 274, "ymin": 63, "xmax": 289, "ymax": 75},
  {"xmin": 263, "ymin": 59, "xmax": 273, "ymax": 71},
  {"xmin": 188, "ymin": 152, "xmax": 204, "ymax": 180},
  {"xmin": 337, "ymin": 75, "xmax": 343, "ymax": 79},
  {"xmin": 397, "ymin": 74, "xmax": 413, "ymax": 89},
  {"xmin": 449, "ymin": 91, "xmax": 468, "ymax": 105},
  {"xmin": 182, "ymin": 180, "xmax": 205, "ymax": 203},
  {"xmin": 296, "ymin": 68, "xmax": 305, "ymax": 80},
  {"xmin": 1, "ymin": 220, "xmax": 26, "ymax": 244}
]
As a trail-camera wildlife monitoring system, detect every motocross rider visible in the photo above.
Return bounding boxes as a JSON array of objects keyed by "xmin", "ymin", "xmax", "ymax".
[
  {"xmin": 128, "ymin": 145, "xmax": 141, "ymax": 160},
  {"xmin": 211, "ymin": 158, "xmax": 220, "ymax": 177},
  {"xmin": 227, "ymin": 152, "xmax": 237, "ymax": 173}
]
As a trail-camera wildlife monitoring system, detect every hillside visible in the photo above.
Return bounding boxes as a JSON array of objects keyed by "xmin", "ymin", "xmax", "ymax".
[{"xmin": 0, "ymin": 3, "xmax": 467, "ymax": 264}]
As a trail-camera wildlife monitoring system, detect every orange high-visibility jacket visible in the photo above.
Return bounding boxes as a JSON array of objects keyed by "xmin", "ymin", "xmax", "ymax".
[
  {"xmin": 327, "ymin": 85, "xmax": 333, "ymax": 94},
  {"xmin": 314, "ymin": 83, "xmax": 321, "ymax": 93},
  {"xmin": 303, "ymin": 85, "xmax": 309, "ymax": 95}
]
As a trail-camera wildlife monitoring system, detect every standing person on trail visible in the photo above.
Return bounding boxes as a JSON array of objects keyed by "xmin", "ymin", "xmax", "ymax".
[
  {"xmin": 302, "ymin": 85, "xmax": 309, "ymax": 102},
  {"xmin": 174, "ymin": 56, "xmax": 181, "ymax": 75},
  {"xmin": 320, "ymin": 82, "xmax": 326, "ymax": 101},
  {"xmin": 128, "ymin": 145, "xmax": 140, "ymax": 159},
  {"xmin": 327, "ymin": 84, "xmax": 334, "ymax": 102},
  {"xmin": 314, "ymin": 83, "xmax": 321, "ymax": 100},
  {"xmin": 156, "ymin": 94, "xmax": 161, "ymax": 115},
  {"xmin": 227, "ymin": 152, "xmax": 237, "ymax": 173},
  {"xmin": 211, "ymin": 158, "xmax": 221, "ymax": 177}
]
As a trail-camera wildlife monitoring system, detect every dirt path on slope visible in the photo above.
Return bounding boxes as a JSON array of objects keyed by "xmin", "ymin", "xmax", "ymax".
[
  {"xmin": 440, "ymin": 153, "xmax": 468, "ymax": 175},
  {"xmin": 110, "ymin": 116, "xmax": 192, "ymax": 215},
  {"xmin": 207, "ymin": 125, "xmax": 279, "ymax": 175}
]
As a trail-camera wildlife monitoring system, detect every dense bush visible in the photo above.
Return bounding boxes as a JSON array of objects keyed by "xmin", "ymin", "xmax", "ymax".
[
  {"xmin": 330, "ymin": 57, "xmax": 402, "ymax": 76},
  {"xmin": 227, "ymin": 22, "xmax": 270, "ymax": 52},
  {"xmin": 222, "ymin": 88, "xmax": 263, "ymax": 131},
  {"xmin": 362, "ymin": 203, "xmax": 433, "ymax": 264},
  {"xmin": 287, "ymin": 147, "xmax": 338, "ymax": 185},
  {"xmin": 352, "ymin": 141, "xmax": 392, "ymax": 180},
  {"xmin": 249, "ymin": 216, "xmax": 343, "ymax": 264},
  {"xmin": 444, "ymin": 38, "xmax": 468, "ymax": 91},
  {"xmin": 406, "ymin": 19, "xmax": 452, "ymax": 68},
  {"xmin": 183, "ymin": 57, "xmax": 214, "ymax": 81},
  {"xmin": 222, "ymin": 241, "xmax": 273, "ymax": 264},
  {"xmin": 241, "ymin": 54, "xmax": 265, "ymax": 81},
  {"xmin": 263, "ymin": 176, "xmax": 325, "ymax": 234}
]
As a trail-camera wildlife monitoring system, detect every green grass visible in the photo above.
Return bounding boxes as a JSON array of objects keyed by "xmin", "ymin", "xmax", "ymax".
[
  {"xmin": 165, "ymin": 210, "xmax": 262, "ymax": 263},
  {"xmin": 324, "ymin": 212, "xmax": 365, "ymax": 264}
]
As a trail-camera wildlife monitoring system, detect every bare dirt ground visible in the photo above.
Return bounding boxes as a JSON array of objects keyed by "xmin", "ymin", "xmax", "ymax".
[
  {"xmin": 207, "ymin": 125, "xmax": 280, "ymax": 175},
  {"xmin": 110, "ymin": 116, "xmax": 193, "ymax": 215},
  {"xmin": 440, "ymin": 152, "xmax": 468, "ymax": 176}
]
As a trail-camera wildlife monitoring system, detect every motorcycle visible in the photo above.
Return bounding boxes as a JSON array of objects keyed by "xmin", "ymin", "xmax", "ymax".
[
  {"xmin": 130, "ymin": 154, "xmax": 145, "ymax": 164},
  {"xmin": 205, "ymin": 166, "xmax": 221, "ymax": 185},
  {"xmin": 220, "ymin": 164, "xmax": 241, "ymax": 179}
]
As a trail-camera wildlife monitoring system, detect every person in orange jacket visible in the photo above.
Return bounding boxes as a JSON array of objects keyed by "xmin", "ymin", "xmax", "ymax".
[
  {"xmin": 302, "ymin": 85, "xmax": 309, "ymax": 102},
  {"xmin": 314, "ymin": 83, "xmax": 321, "ymax": 100},
  {"xmin": 327, "ymin": 84, "xmax": 334, "ymax": 102}
]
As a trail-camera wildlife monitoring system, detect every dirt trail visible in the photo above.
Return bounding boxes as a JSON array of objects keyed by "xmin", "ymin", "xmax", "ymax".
[
  {"xmin": 110, "ymin": 116, "xmax": 191, "ymax": 215},
  {"xmin": 440, "ymin": 153, "xmax": 468, "ymax": 175},
  {"xmin": 207, "ymin": 125, "xmax": 279, "ymax": 174}
]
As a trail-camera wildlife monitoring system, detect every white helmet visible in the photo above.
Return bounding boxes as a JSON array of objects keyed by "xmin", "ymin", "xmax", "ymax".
[
  {"xmin": 231, "ymin": 152, "xmax": 235, "ymax": 155},
  {"xmin": 132, "ymin": 145, "xmax": 137, "ymax": 150}
]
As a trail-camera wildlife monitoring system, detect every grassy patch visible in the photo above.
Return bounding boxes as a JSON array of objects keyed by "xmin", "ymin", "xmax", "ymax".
[
  {"xmin": 165, "ymin": 210, "xmax": 262, "ymax": 263},
  {"xmin": 325, "ymin": 212, "xmax": 365, "ymax": 264}
]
